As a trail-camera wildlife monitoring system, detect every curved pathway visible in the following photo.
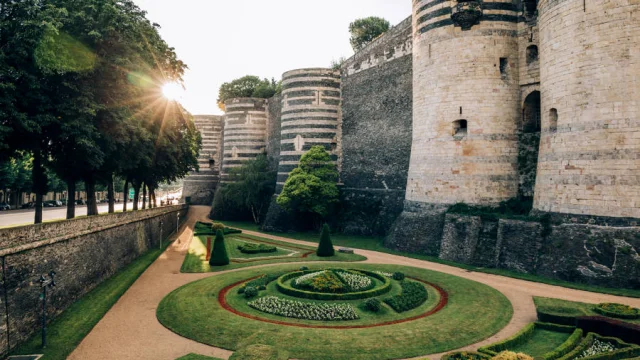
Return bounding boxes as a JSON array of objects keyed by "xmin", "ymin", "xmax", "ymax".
[{"xmin": 69, "ymin": 206, "xmax": 640, "ymax": 360}]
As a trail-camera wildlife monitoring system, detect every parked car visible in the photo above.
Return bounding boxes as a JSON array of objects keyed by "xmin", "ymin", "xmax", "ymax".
[
  {"xmin": 0, "ymin": 202, "xmax": 11, "ymax": 211},
  {"xmin": 21, "ymin": 202, "xmax": 35, "ymax": 209}
]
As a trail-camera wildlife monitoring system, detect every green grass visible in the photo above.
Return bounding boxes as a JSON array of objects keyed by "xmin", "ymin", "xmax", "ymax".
[
  {"xmin": 226, "ymin": 237, "xmax": 293, "ymax": 259},
  {"xmin": 181, "ymin": 233, "xmax": 366, "ymax": 273},
  {"xmin": 534, "ymin": 297, "xmax": 640, "ymax": 325},
  {"xmin": 508, "ymin": 328, "xmax": 571, "ymax": 358},
  {"xmin": 176, "ymin": 354, "xmax": 222, "ymax": 360},
  {"xmin": 158, "ymin": 263, "xmax": 513, "ymax": 360},
  {"xmin": 11, "ymin": 239, "xmax": 175, "ymax": 360},
  {"xmin": 216, "ymin": 220, "xmax": 640, "ymax": 298}
]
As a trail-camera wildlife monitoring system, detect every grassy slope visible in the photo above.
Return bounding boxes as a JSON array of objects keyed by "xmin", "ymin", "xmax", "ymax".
[
  {"xmin": 508, "ymin": 328, "xmax": 570, "ymax": 358},
  {"xmin": 158, "ymin": 263, "xmax": 513, "ymax": 360},
  {"xmin": 217, "ymin": 220, "xmax": 640, "ymax": 299},
  {"xmin": 534, "ymin": 297, "xmax": 640, "ymax": 325},
  {"xmin": 181, "ymin": 233, "xmax": 367, "ymax": 273},
  {"xmin": 11, "ymin": 240, "xmax": 174, "ymax": 360}
]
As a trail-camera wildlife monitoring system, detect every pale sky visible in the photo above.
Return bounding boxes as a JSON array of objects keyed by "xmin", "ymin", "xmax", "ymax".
[{"xmin": 133, "ymin": 0, "xmax": 411, "ymax": 115}]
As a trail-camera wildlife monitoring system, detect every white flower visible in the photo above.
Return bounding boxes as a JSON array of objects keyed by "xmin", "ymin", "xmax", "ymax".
[
  {"xmin": 335, "ymin": 270, "xmax": 372, "ymax": 291},
  {"xmin": 248, "ymin": 296, "xmax": 359, "ymax": 321}
]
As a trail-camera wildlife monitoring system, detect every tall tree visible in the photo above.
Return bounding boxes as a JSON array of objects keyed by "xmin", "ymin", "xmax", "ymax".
[
  {"xmin": 223, "ymin": 154, "xmax": 276, "ymax": 224},
  {"xmin": 349, "ymin": 17, "xmax": 390, "ymax": 52},
  {"xmin": 217, "ymin": 76, "xmax": 280, "ymax": 111}
]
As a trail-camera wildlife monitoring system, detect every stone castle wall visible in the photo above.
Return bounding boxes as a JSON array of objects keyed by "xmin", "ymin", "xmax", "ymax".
[
  {"xmin": 0, "ymin": 205, "xmax": 188, "ymax": 357},
  {"xmin": 220, "ymin": 98, "xmax": 268, "ymax": 183},
  {"xmin": 182, "ymin": 115, "xmax": 223, "ymax": 205},
  {"xmin": 534, "ymin": 0, "xmax": 640, "ymax": 218}
]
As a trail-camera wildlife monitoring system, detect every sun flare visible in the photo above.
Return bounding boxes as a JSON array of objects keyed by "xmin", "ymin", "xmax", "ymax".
[{"xmin": 162, "ymin": 82, "xmax": 184, "ymax": 100}]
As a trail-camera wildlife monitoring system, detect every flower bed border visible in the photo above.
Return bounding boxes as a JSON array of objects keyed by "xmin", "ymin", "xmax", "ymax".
[
  {"xmin": 276, "ymin": 269, "xmax": 392, "ymax": 300},
  {"xmin": 218, "ymin": 275, "xmax": 449, "ymax": 329},
  {"xmin": 593, "ymin": 303, "xmax": 640, "ymax": 320}
]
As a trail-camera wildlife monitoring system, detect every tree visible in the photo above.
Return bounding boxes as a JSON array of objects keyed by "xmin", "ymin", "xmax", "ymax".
[
  {"xmin": 276, "ymin": 146, "xmax": 339, "ymax": 226},
  {"xmin": 223, "ymin": 154, "xmax": 276, "ymax": 224},
  {"xmin": 349, "ymin": 17, "xmax": 390, "ymax": 52},
  {"xmin": 316, "ymin": 223, "xmax": 335, "ymax": 257},
  {"xmin": 209, "ymin": 229, "xmax": 230, "ymax": 266},
  {"xmin": 217, "ymin": 76, "xmax": 281, "ymax": 111}
]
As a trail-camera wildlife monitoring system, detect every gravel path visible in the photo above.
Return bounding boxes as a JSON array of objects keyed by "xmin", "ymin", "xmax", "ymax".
[{"xmin": 68, "ymin": 206, "xmax": 640, "ymax": 360}]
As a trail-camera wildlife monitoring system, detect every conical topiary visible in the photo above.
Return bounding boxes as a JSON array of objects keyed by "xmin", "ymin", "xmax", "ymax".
[
  {"xmin": 316, "ymin": 223, "xmax": 335, "ymax": 257},
  {"xmin": 209, "ymin": 229, "xmax": 230, "ymax": 266}
]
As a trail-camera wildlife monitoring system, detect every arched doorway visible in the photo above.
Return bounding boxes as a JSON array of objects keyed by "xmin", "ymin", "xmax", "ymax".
[{"xmin": 518, "ymin": 91, "xmax": 541, "ymax": 199}]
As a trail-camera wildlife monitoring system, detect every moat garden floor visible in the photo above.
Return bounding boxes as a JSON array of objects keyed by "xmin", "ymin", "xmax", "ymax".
[{"xmin": 12, "ymin": 206, "xmax": 640, "ymax": 360}]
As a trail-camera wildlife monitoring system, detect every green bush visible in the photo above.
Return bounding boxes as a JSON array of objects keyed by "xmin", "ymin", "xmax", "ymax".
[
  {"xmin": 276, "ymin": 269, "xmax": 392, "ymax": 301},
  {"xmin": 299, "ymin": 266, "xmax": 309, "ymax": 271},
  {"xmin": 244, "ymin": 286, "xmax": 258, "ymax": 299},
  {"xmin": 480, "ymin": 323, "xmax": 575, "ymax": 357},
  {"xmin": 212, "ymin": 222, "xmax": 225, "ymax": 231},
  {"xmin": 542, "ymin": 328, "xmax": 583, "ymax": 360},
  {"xmin": 490, "ymin": 352, "xmax": 533, "ymax": 360},
  {"xmin": 392, "ymin": 272, "xmax": 405, "ymax": 281},
  {"xmin": 316, "ymin": 224, "xmax": 335, "ymax": 257},
  {"xmin": 557, "ymin": 333, "xmax": 640, "ymax": 360},
  {"xmin": 237, "ymin": 243, "xmax": 277, "ymax": 254},
  {"xmin": 594, "ymin": 303, "xmax": 640, "ymax": 319},
  {"xmin": 384, "ymin": 281, "xmax": 428, "ymax": 313},
  {"xmin": 364, "ymin": 298, "xmax": 382, "ymax": 312},
  {"xmin": 238, "ymin": 274, "xmax": 281, "ymax": 294},
  {"xmin": 209, "ymin": 230, "xmax": 230, "ymax": 266},
  {"xmin": 441, "ymin": 351, "xmax": 491, "ymax": 360},
  {"xmin": 536, "ymin": 306, "xmax": 581, "ymax": 326}
]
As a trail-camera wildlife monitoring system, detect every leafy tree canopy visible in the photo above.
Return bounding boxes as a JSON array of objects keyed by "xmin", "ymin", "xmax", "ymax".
[
  {"xmin": 349, "ymin": 16, "xmax": 390, "ymax": 52},
  {"xmin": 276, "ymin": 146, "xmax": 339, "ymax": 220},
  {"xmin": 217, "ymin": 76, "xmax": 281, "ymax": 111},
  {"xmin": 223, "ymin": 154, "xmax": 276, "ymax": 224}
]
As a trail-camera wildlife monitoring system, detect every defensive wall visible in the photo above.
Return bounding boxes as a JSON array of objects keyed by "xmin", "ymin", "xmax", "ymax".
[{"xmin": 0, "ymin": 205, "xmax": 188, "ymax": 357}]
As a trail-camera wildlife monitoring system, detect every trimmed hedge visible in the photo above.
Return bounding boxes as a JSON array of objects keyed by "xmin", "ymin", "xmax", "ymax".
[
  {"xmin": 536, "ymin": 307, "xmax": 581, "ymax": 326},
  {"xmin": 479, "ymin": 322, "xmax": 577, "ymax": 357},
  {"xmin": 237, "ymin": 243, "xmax": 277, "ymax": 254},
  {"xmin": 542, "ymin": 328, "xmax": 583, "ymax": 360},
  {"xmin": 440, "ymin": 351, "xmax": 491, "ymax": 360},
  {"xmin": 194, "ymin": 221, "xmax": 242, "ymax": 236},
  {"xmin": 557, "ymin": 332, "xmax": 640, "ymax": 360},
  {"xmin": 575, "ymin": 316, "xmax": 640, "ymax": 345},
  {"xmin": 276, "ymin": 269, "xmax": 392, "ymax": 301},
  {"xmin": 209, "ymin": 230, "xmax": 230, "ymax": 266},
  {"xmin": 594, "ymin": 303, "xmax": 640, "ymax": 320},
  {"xmin": 383, "ymin": 280, "xmax": 428, "ymax": 313}
]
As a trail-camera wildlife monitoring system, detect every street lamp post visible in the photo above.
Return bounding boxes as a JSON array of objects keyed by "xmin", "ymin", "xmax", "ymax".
[
  {"xmin": 39, "ymin": 271, "xmax": 56, "ymax": 348},
  {"xmin": 176, "ymin": 213, "xmax": 180, "ymax": 235}
]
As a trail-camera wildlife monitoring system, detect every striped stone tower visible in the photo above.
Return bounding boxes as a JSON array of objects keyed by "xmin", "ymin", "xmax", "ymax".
[
  {"xmin": 275, "ymin": 68, "xmax": 342, "ymax": 193},
  {"xmin": 181, "ymin": 115, "xmax": 223, "ymax": 205},
  {"xmin": 220, "ymin": 98, "xmax": 268, "ymax": 183}
]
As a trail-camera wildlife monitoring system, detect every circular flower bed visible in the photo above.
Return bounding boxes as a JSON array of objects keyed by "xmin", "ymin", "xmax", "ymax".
[
  {"xmin": 276, "ymin": 269, "xmax": 392, "ymax": 300},
  {"xmin": 594, "ymin": 303, "xmax": 640, "ymax": 319}
]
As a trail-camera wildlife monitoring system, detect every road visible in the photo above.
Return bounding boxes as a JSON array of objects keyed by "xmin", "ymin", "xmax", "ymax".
[{"xmin": 0, "ymin": 203, "xmax": 130, "ymax": 228}]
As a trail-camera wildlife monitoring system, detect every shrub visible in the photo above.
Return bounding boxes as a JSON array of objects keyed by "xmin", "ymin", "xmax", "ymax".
[
  {"xmin": 393, "ymin": 272, "xmax": 405, "ymax": 281},
  {"xmin": 490, "ymin": 351, "xmax": 533, "ymax": 360},
  {"xmin": 441, "ymin": 352, "xmax": 491, "ymax": 360},
  {"xmin": 238, "ymin": 274, "xmax": 281, "ymax": 294},
  {"xmin": 594, "ymin": 303, "xmax": 640, "ymax": 319},
  {"xmin": 316, "ymin": 223, "xmax": 335, "ymax": 257},
  {"xmin": 364, "ymin": 298, "xmax": 382, "ymax": 312},
  {"xmin": 209, "ymin": 230, "xmax": 230, "ymax": 266},
  {"xmin": 244, "ymin": 286, "xmax": 258, "ymax": 298},
  {"xmin": 299, "ymin": 266, "xmax": 309, "ymax": 271},
  {"xmin": 212, "ymin": 222, "xmax": 225, "ymax": 231},
  {"xmin": 557, "ymin": 333, "xmax": 640, "ymax": 360},
  {"xmin": 542, "ymin": 328, "xmax": 583, "ymax": 360},
  {"xmin": 384, "ymin": 281, "xmax": 428, "ymax": 313},
  {"xmin": 276, "ymin": 270, "xmax": 393, "ymax": 301},
  {"xmin": 257, "ymin": 285, "xmax": 266, "ymax": 291},
  {"xmin": 237, "ymin": 243, "xmax": 277, "ymax": 254}
]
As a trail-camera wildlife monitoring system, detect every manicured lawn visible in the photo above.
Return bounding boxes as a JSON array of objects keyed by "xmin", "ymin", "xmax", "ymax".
[
  {"xmin": 11, "ymin": 240, "xmax": 174, "ymax": 360},
  {"xmin": 216, "ymin": 220, "xmax": 640, "ymax": 298},
  {"xmin": 226, "ymin": 236, "xmax": 294, "ymax": 259},
  {"xmin": 176, "ymin": 354, "xmax": 222, "ymax": 360},
  {"xmin": 508, "ymin": 328, "xmax": 570, "ymax": 358},
  {"xmin": 534, "ymin": 297, "xmax": 640, "ymax": 325},
  {"xmin": 181, "ymin": 233, "xmax": 367, "ymax": 273},
  {"xmin": 158, "ymin": 263, "xmax": 513, "ymax": 360}
]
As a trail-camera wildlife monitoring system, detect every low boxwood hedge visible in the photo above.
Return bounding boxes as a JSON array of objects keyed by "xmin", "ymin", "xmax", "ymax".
[
  {"xmin": 594, "ymin": 303, "xmax": 640, "ymax": 320},
  {"xmin": 557, "ymin": 332, "xmax": 640, "ymax": 360},
  {"xmin": 536, "ymin": 307, "xmax": 581, "ymax": 326},
  {"xmin": 479, "ymin": 322, "xmax": 577, "ymax": 357},
  {"xmin": 383, "ymin": 280, "xmax": 428, "ymax": 313},
  {"xmin": 276, "ymin": 269, "xmax": 392, "ymax": 301},
  {"xmin": 542, "ymin": 327, "xmax": 583, "ymax": 360},
  {"xmin": 575, "ymin": 316, "xmax": 640, "ymax": 345},
  {"xmin": 440, "ymin": 351, "xmax": 491, "ymax": 360}
]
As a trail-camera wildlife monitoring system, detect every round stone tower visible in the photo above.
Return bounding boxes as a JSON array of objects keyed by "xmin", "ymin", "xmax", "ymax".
[
  {"xmin": 534, "ymin": 0, "xmax": 640, "ymax": 219},
  {"xmin": 275, "ymin": 68, "xmax": 342, "ymax": 193},
  {"xmin": 220, "ymin": 98, "xmax": 268, "ymax": 183},
  {"xmin": 406, "ymin": 0, "xmax": 522, "ymax": 207}
]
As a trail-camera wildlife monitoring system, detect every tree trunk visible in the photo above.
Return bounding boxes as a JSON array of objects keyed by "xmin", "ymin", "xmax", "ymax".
[
  {"xmin": 33, "ymin": 150, "xmax": 45, "ymax": 224},
  {"xmin": 142, "ymin": 183, "xmax": 147, "ymax": 210},
  {"xmin": 123, "ymin": 179, "xmax": 129, "ymax": 212},
  {"xmin": 85, "ymin": 177, "xmax": 99, "ymax": 216},
  {"xmin": 133, "ymin": 181, "xmax": 140, "ymax": 211},
  {"xmin": 66, "ymin": 181, "xmax": 76, "ymax": 219},
  {"xmin": 107, "ymin": 174, "xmax": 115, "ymax": 214}
]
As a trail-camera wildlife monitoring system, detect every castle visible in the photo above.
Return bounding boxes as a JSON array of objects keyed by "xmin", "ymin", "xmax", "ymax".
[{"xmin": 183, "ymin": 0, "xmax": 640, "ymax": 288}]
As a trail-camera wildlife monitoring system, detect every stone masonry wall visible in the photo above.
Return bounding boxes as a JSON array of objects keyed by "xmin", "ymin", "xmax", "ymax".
[
  {"xmin": 182, "ymin": 115, "xmax": 223, "ymax": 205},
  {"xmin": 534, "ymin": 0, "xmax": 640, "ymax": 218},
  {"xmin": 0, "ymin": 205, "xmax": 188, "ymax": 356}
]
